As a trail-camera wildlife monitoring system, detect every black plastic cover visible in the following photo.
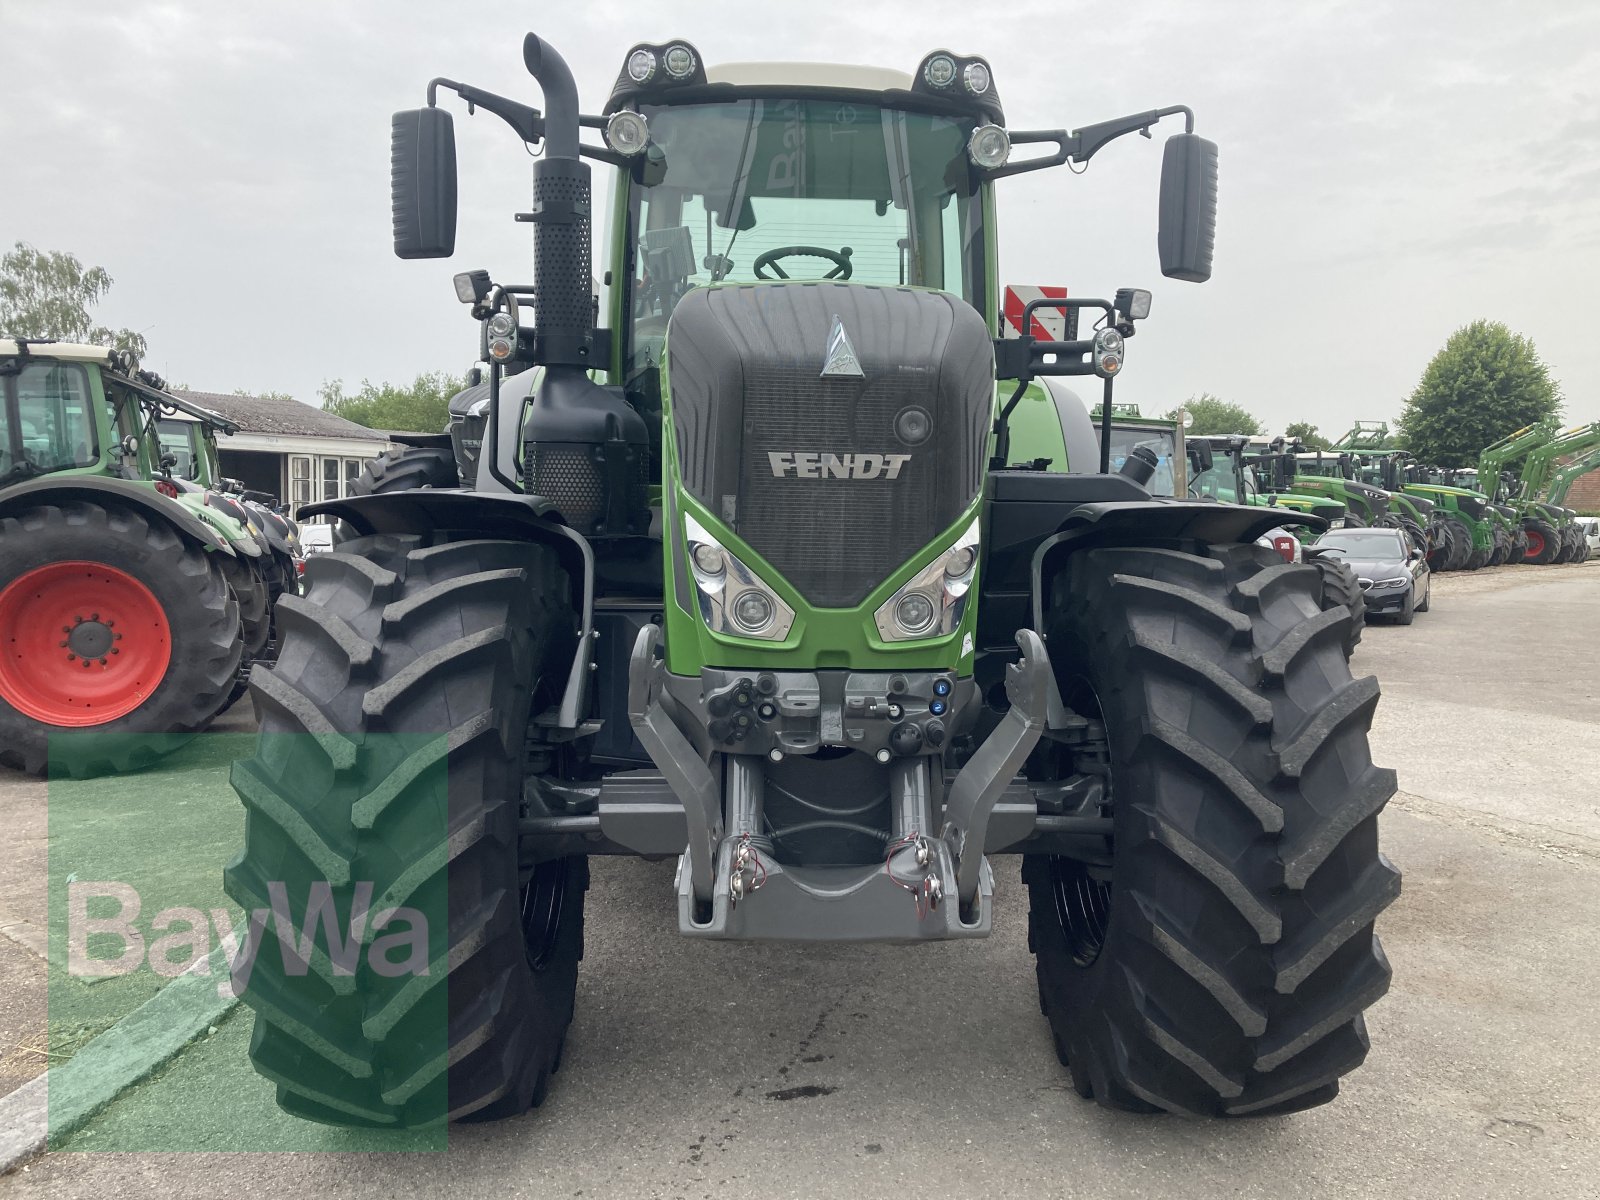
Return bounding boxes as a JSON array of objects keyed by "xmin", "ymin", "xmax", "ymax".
[
  {"xmin": 665, "ymin": 282, "xmax": 994, "ymax": 607},
  {"xmin": 391, "ymin": 108, "xmax": 457, "ymax": 259}
]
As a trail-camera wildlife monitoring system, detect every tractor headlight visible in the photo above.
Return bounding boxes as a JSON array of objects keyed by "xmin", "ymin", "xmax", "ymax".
[
  {"xmin": 627, "ymin": 49, "xmax": 656, "ymax": 82},
  {"xmin": 967, "ymin": 124, "xmax": 1010, "ymax": 170},
  {"xmin": 923, "ymin": 54, "xmax": 957, "ymax": 88},
  {"xmin": 605, "ymin": 111, "xmax": 650, "ymax": 156},
  {"xmin": 874, "ymin": 517, "xmax": 979, "ymax": 642},
  {"xmin": 684, "ymin": 513, "xmax": 794, "ymax": 641},
  {"xmin": 662, "ymin": 44, "xmax": 697, "ymax": 79},
  {"xmin": 962, "ymin": 61, "xmax": 992, "ymax": 95}
]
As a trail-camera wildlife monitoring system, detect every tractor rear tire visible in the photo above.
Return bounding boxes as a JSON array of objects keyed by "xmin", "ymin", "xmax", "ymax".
[
  {"xmin": 1026, "ymin": 544, "xmax": 1398, "ymax": 1117},
  {"xmin": 224, "ymin": 534, "xmax": 585, "ymax": 1127},
  {"xmin": 1523, "ymin": 519, "xmax": 1560, "ymax": 565},
  {"xmin": 1553, "ymin": 526, "xmax": 1577, "ymax": 564},
  {"xmin": 349, "ymin": 446, "xmax": 460, "ymax": 497},
  {"xmin": 0, "ymin": 501, "xmax": 241, "ymax": 777},
  {"xmin": 1307, "ymin": 552, "xmax": 1364, "ymax": 657},
  {"xmin": 1441, "ymin": 517, "xmax": 1475, "ymax": 570},
  {"xmin": 1487, "ymin": 525, "xmax": 1508, "ymax": 567},
  {"xmin": 1342, "ymin": 514, "xmax": 1367, "ymax": 529}
]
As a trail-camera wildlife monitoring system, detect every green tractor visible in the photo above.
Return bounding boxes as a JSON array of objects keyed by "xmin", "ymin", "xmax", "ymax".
[
  {"xmin": 226, "ymin": 35, "xmax": 1396, "ymax": 1124},
  {"xmin": 1514, "ymin": 424, "xmax": 1600, "ymax": 563},
  {"xmin": 1473, "ymin": 420, "xmax": 1558, "ymax": 565},
  {"xmin": 0, "ymin": 338, "xmax": 244, "ymax": 775},
  {"xmin": 1541, "ymin": 444, "xmax": 1600, "ymax": 563}
]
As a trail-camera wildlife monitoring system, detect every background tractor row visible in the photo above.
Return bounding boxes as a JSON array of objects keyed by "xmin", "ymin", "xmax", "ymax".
[{"xmin": 0, "ymin": 338, "xmax": 300, "ymax": 775}]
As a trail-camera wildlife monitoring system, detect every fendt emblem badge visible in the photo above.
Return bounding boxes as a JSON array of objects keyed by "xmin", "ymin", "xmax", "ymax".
[
  {"xmin": 820, "ymin": 315, "xmax": 865, "ymax": 378},
  {"xmin": 768, "ymin": 452, "xmax": 911, "ymax": 480}
]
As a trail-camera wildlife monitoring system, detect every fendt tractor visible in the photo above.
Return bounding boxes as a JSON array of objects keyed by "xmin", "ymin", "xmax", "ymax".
[
  {"xmin": 226, "ymin": 36, "xmax": 1397, "ymax": 1125},
  {"xmin": 0, "ymin": 340, "xmax": 244, "ymax": 774}
]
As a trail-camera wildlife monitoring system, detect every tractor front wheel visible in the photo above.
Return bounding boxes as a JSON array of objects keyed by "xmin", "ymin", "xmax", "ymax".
[
  {"xmin": 224, "ymin": 534, "xmax": 585, "ymax": 1126},
  {"xmin": 1307, "ymin": 551, "xmax": 1365, "ymax": 657},
  {"xmin": 1523, "ymin": 519, "xmax": 1559, "ymax": 565},
  {"xmin": 1026, "ymin": 544, "xmax": 1398, "ymax": 1117},
  {"xmin": 0, "ymin": 501, "xmax": 241, "ymax": 776}
]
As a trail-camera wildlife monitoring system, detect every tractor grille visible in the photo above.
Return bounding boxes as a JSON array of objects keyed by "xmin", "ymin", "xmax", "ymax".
[{"xmin": 666, "ymin": 283, "xmax": 993, "ymax": 608}]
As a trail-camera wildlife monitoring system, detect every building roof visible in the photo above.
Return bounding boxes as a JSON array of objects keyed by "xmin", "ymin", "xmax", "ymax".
[{"xmin": 175, "ymin": 390, "xmax": 382, "ymax": 440}]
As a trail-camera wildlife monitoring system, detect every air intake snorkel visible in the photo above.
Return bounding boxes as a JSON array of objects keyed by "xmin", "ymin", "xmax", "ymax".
[{"xmin": 515, "ymin": 35, "xmax": 649, "ymax": 536}]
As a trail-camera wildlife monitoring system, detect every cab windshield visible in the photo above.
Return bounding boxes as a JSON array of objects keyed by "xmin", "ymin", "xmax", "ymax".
[{"xmin": 626, "ymin": 99, "xmax": 984, "ymax": 382}]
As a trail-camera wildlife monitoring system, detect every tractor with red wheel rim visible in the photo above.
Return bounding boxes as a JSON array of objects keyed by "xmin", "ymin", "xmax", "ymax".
[{"xmin": 0, "ymin": 337, "xmax": 244, "ymax": 776}]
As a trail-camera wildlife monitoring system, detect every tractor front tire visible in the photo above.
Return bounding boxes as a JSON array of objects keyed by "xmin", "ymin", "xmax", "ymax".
[
  {"xmin": 1307, "ymin": 552, "xmax": 1364, "ymax": 657},
  {"xmin": 1026, "ymin": 544, "xmax": 1398, "ymax": 1117},
  {"xmin": 349, "ymin": 446, "xmax": 460, "ymax": 497},
  {"xmin": 0, "ymin": 501, "xmax": 241, "ymax": 776},
  {"xmin": 1523, "ymin": 519, "xmax": 1559, "ymax": 565},
  {"xmin": 224, "ymin": 534, "xmax": 585, "ymax": 1127}
]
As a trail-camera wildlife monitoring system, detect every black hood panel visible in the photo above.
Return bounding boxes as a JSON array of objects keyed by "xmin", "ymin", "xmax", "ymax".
[{"xmin": 665, "ymin": 282, "xmax": 993, "ymax": 607}]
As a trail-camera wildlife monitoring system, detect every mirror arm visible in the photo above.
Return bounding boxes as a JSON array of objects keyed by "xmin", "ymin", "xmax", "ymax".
[
  {"xmin": 989, "ymin": 107, "xmax": 1194, "ymax": 179},
  {"xmin": 427, "ymin": 77, "xmax": 545, "ymax": 146}
]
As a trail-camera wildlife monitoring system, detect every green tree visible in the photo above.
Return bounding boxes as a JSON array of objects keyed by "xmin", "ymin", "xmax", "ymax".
[
  {"xmin": 1397, "ymin": 320, "xmax": 1562, "ymax": 468},
  {"xmin": 1163, "ymin": 393, "xmax": 1261, "ymax": 436},
  {"xmin": 319, "ymin": 371, "xmax": 469, "ymax": 433},
  {"xmin": 1284, "ymin": 421, "xmax": 1333, "ymax": 451},
  {"xmin": 0, "ymin": 242, "xmax": 147, "ymax": 360}
]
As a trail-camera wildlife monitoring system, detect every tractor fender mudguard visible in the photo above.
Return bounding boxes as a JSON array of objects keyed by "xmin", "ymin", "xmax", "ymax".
[
  {"xmin": 185, "ymin": 494, "xmax": 262, "ymax": 557},
  {"xmin": 303, "ymin": 490, "xmax": 596, "ymax": 729},
  {"xmin": 1029, "ymin": 498, "xmax": 1325, "ymax": 630},
  {"xmin": 0, "ymin": 475, "xmax": 238, "ymax": 557}
]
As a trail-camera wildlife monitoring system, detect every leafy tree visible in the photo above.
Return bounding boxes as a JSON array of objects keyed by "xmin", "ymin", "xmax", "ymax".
[
  {"xmin": 319, "ymin": 371, "xmax": 469, "ymax": 433},
  {"xmin": 0, "ymin": 242, "xmax": 147, "ymax": 360},
  {"xmin": 1162, "ymin": 393, "xmax": 1261, "ymax": 436},
  {"xmin": 1284, "ymin": 421, "xmax": 1333, "ymax": 451},
  {"xmin": 1397, "ymin": 320, "xmax": 1562, "ymax": 468}
]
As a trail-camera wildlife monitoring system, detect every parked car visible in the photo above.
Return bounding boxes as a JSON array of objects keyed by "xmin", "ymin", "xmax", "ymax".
[
  {"xmin": 1314, "ymin": 526, "xmax": 1431, "ymax": 624},
  {"xmin": 1577, "ymin": 516, "xmax": 1600, "ymax": 555}
]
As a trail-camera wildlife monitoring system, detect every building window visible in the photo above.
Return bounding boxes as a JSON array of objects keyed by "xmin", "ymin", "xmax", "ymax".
[
  {"xmin": 289, "ymin": 455, "xmax": 313, "ymax": 510},
  {"xmin": 322, "ymin": 457, "xmax": 342, "ymax": 501},
  {"xmin": 345, "ymin": 458, "xmax": 363, "ymax": 492}
]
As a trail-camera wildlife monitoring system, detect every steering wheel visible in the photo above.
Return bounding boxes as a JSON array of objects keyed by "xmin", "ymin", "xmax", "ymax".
[{"xmin": 753, "ymin": 245, "xmax": 853, "ymax": 281}]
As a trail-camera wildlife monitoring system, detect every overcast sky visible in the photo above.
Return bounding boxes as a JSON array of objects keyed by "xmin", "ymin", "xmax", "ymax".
[{"xmin": 7, "ymin": 0, "xmax": 1599, "ymax": 435}]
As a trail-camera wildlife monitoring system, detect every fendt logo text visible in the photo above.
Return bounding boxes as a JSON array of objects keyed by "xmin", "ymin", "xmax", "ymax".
[{"xmin": 767, "ymin": 452, "xmax": 912, "ymax": 480}]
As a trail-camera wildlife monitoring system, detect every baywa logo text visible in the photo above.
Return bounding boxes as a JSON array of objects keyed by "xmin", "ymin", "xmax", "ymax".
[
  {"xmin": 768, "ymin": 451, "xmax": 911, "ymax": 480},
  {"xmin": 67, "ymin": 880, "xmax": 430, "ymax": 1000}
]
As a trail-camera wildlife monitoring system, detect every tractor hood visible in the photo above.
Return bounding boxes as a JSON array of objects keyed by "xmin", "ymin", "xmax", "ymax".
[{"xmin": 664, "ymin": 281, "xmax": 992, "ymax": 607}]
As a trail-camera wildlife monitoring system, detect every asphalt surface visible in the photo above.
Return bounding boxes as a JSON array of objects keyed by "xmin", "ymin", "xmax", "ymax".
[{"xmin": 3, "ymin": 561, "xmax": 1598, "ymax": 1196}]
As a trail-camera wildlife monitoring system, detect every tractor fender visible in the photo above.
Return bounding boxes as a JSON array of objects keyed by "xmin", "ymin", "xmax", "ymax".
[
  {"xmin": 185, "ymin": 493, "xmax": 263, "ymax": 557},
  {"xmin": 0, "ymin": 475, "xmax": 238, "ymax": 558},
  {"xmin": 1029, "ymin": 498, "xmax": 1324, "ymax": 631},
  {"xmin": 303, "ymin": 490, "xmax": 596, "ymax": 729}
]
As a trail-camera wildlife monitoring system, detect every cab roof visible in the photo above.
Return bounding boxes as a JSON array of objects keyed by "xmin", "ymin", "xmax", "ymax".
[{"xmin": 0, "ymin": 338, "xmax": 112, "ymax": 363}]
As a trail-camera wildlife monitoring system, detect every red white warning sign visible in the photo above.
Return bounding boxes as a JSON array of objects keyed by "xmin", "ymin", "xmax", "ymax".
[{"xmin": 1002, "ymin": 285, "xmax": 1069, "ymax": 340}]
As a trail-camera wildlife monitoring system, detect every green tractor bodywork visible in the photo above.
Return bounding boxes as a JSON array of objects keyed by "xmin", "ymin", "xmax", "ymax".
[
  {"xmin": 226, "ymin": 35, "xmax": 1397, "ymax": 1124},
  {"xmin": 0, "ymin": 339, "xmax": 245, "ymax": 774}
]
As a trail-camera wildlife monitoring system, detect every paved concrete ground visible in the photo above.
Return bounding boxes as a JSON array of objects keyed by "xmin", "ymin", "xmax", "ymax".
[{"xmin": 3, "ymin": 562, "xmax": 1598, "ymax": 1196}]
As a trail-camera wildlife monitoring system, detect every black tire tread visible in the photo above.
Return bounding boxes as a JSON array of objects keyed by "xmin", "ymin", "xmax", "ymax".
[
  {"xmin": 224, "ymin": 534, "xmax": 582, "ymax": 1126},
  {"xmin": 1027, "ymin": 542, "xmax": 1398, "ymax": 1118}
]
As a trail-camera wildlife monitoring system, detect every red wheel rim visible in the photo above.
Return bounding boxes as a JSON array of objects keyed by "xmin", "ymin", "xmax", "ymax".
[
  {"xmin": 1526, "ymin": 531, "xmax": 1545, "ymax": 558},
  {"xmin": 0, "ymin": 561, "xmax": 172, "ymax": 726}
]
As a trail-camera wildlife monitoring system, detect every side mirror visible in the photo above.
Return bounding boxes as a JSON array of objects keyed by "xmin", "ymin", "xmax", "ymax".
[
  {"xmin": 1280, "ymin": 451, "xmax": 1297, "ymax": 479},
  {"xmin": 1185, "ymin": 438, "xmax": 1214, "ymax": 475},
  {"xmin": 391, "ymin": 107, "xmax": 458, "ymax": 259},
  {"xmin": 1157, "ymin": 133, "xmax": 1218, "ymax": 282}
]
